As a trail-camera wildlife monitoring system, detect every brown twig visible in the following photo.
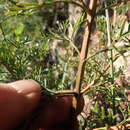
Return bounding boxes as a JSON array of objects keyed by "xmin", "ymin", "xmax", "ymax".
[
  {"xmin": 56, "ymin": 90, "xmax": 78, "ymax": 96},
  {"xmin": 80, "ymin": 53, "xmax": 120, "ymax": 94},
  {"xmin": 75, "ymin": 0, "xmax": 98, "ymax": 94},
  {"xmin": 81, "ymin": 80, "xmax": 95, "ymax": 94}
]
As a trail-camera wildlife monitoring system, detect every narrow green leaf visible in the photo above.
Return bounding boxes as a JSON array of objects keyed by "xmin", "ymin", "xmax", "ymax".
[{"xmin": 16, "ymin": 2, "xmax": 39, "ymax": 7}]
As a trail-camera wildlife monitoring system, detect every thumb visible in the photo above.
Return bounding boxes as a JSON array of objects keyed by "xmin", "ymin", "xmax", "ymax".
[{"xmin": 0, "ymin": 80, "xmax": 41, "ymax": 130}]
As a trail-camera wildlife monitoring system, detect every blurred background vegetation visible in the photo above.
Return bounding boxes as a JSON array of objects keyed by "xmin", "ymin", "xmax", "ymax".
[{"xmin": 0, "ymin": 0, "xmax": 130, "ymax": 129}]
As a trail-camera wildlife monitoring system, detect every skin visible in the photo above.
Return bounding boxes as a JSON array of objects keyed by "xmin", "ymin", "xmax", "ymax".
[
  {"xmin": 29, "ymin": 95, "xmax": 84, "ymax": 130},
  {"xmin": 0, "ymin": 80, "xmax": 84, "ymax": 130},
  {"xmin": 0, "ymin": 80, "xmax": 41, "ymax": 130}
]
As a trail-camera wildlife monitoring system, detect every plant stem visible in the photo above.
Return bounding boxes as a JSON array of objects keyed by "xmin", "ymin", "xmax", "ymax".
[
  {"xmin": 105, "ymin": 2, "xmax": 111, "ymax": 47},
  {"xmin": 104, "ymin": 1, "xmax": 114, "ymax": 82},
  {"xmin": 75, "ymin": 0, "xmax": 98, "ymax": 94},
  {"xmin": 105, "ymin": 1, "xmax": 116, "ymax": 122}
]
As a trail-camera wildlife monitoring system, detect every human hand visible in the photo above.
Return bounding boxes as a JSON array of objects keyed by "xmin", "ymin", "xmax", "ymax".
[
  {"xmin": 0, "ymin": 80, "xmax": 84, "ymax": 130},
  {"xmin": 0, "ymin": 80, "xmax": 41, "ymax": 130}
]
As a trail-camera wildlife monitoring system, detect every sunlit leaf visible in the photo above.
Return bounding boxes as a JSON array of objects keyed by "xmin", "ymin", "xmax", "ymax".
[{"xmin": 14, "ymin": 23, "xmax": 24, "ymax": 36}]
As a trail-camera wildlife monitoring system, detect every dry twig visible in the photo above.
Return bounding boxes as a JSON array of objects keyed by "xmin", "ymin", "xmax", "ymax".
[{"xmin": 75, "ymin": 0, "xmax": 98, "ymax": 94}]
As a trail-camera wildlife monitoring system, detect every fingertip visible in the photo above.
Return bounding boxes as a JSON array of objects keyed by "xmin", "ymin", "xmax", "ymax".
[
  {"xmin": 8, "ymin": 79, "xmax": 41, "ymax": 95},
  {"xmin": 9, "ymin": 79, "xmax": 41, "ymax": 112},
  {"xmin": 0, "ymin": 80, "xmax": 41, "ymax": 129}
]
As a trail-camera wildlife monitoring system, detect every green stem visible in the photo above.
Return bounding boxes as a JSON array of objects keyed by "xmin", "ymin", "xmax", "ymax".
[
  {"xmin": 104, "ymin": 1, "xmax": 114, "ymax": 82},
  {"xmin": 105, "ymin": 1, "xmax": 116, "ymax": 121}
]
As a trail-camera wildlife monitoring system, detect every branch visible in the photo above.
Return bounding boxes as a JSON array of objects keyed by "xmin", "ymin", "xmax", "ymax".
[
  {"xmin": 80, "ymin": 53, "xmax": 120, "ymax": 94},
  {"xmin": 75, "ymin": 0, "xmax": 98, "ymax": 94}
]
